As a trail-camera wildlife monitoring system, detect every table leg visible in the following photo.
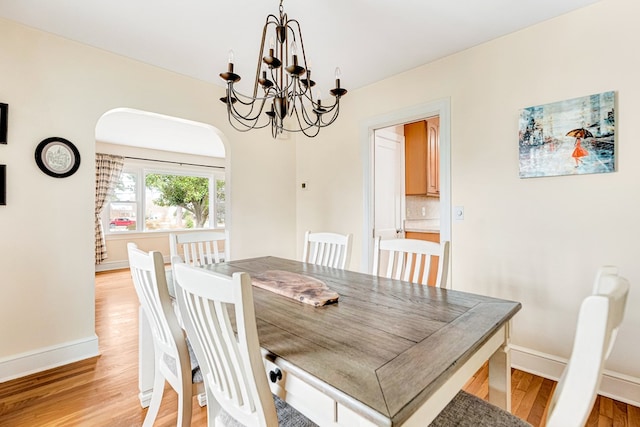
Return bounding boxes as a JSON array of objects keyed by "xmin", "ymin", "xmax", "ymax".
[
  {"xmin": 488, "ymin": 321, "xmax": 511, "ymax": 411},
  {"xmin": 138, "ymin": 306, "xmax": 155, "ymax": 408}
]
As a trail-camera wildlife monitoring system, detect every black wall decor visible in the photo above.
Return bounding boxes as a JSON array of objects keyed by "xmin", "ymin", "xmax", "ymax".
[
  {"xmin": 35, "ymin": 137, "xmax": 81, "ymax": 178},
  {"xmin": 0, "ymin": 103, "xmax": 7, "ymax": 144},
  {"xmin": 0, "ymin": 165, "xmax": 6, "ymax": 205}
]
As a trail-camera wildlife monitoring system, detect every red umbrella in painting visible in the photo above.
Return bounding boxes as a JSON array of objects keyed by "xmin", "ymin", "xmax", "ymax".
[{"xmin": 566, "ymin": 128, "xmax": 594, "ymax": 138}]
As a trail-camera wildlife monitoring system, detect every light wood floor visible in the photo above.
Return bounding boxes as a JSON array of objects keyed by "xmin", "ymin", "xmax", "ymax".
[{"xmin": 1, "ymin": 268, "xmax": 638, "ymax": 426}]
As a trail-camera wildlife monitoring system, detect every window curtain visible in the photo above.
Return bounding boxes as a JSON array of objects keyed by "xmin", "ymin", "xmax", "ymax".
[{"xmin": 95, "ymin": 153, "xmax": 124, "ymax": 264}]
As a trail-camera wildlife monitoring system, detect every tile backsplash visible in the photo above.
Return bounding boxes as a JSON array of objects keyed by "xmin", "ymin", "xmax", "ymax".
[{"xmin": 406, "ymin": 195, "xmax": 440, "ymax": 220}]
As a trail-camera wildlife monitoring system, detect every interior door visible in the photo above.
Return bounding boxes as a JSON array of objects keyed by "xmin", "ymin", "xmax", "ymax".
[{"xmin": 374, "ymin": 129, "xmax": 404, "ymax": 241}]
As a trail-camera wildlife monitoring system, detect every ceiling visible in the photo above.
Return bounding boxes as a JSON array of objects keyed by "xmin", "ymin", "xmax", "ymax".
[
  {"xmin": 95, "ymin": 108, "xmax": 227, "ymax": 158},
  {"xmin": 0, "ymin": 0, "xmax": 601, "ymax": 95}
]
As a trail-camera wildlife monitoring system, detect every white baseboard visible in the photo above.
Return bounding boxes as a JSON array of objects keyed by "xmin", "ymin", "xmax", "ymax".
[
  {"xmin": 511, "ymin": 344, "xmax": 640, "ymax": 407},
  {"xmin": 95, "ymin": 260, "xmax": 129, "ymax": 272},
  {"xmin": 95, "ymin": 255, "xmax": 170, "ymax": 272},
  {"xmin": 0, "ymin": 335, "xmax": 100, "ymax": 383}
]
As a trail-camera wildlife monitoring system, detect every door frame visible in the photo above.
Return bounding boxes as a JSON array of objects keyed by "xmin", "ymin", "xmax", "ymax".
[{"xmin": 360, "ymin": 98, "xmax": 451, "ymax": 273}]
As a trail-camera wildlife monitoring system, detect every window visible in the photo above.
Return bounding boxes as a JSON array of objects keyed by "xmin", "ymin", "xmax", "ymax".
[
  {"xmin": 109, "ymin": 171, "xmax": 138, "ymax": 231},
  {"xmin": 105, "ymin": 159, "xmax": 225, "ymax": 233}
]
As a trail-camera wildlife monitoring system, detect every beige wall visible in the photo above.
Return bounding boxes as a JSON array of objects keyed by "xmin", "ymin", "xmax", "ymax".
[
  {"xmin": 1, "ymin": 0, "xmax": 638, "ymax": 404},
  {"xmin": 296, "ymin": 0, "xmax": 640, "ymax": 402},
  {"xmin": 0, "ymin": 17, "xmax": 297, "ymax": 377}
]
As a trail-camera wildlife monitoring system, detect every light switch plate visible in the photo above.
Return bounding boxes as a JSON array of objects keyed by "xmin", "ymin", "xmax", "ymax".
[{"xmin": 454, "ymin": 206, "xmax": 464, "ymax": 220}]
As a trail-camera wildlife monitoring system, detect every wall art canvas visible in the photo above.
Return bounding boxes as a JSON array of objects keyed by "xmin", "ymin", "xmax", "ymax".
[
  {"xmin": 0, "ymin": 103, "xmax": 7, "ymax": 144},
  {"xmin": 0, "ymin": 165, "xmax": 6, "ymax": 205},
  {"xmin": 518, "ymin": 91, "xmax": 615, "ymax": 178}
]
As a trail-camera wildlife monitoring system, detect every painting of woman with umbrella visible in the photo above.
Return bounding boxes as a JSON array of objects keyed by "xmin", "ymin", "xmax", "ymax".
[
  {"xmin": 566, "ymin": 128, "xmax": 592, "ymax": 167},
  {"xmin": 518, "ymin": 91, "xmax": 615, "ymax": 178}
]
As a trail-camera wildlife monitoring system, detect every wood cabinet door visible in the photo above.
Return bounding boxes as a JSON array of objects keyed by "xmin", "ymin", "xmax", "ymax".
[
  {"xmin": 426, "ymin": 117, "xmax": 440, "ymax": 197},
  {"xmin": 404, "ymin": 121, "xmax": 428, "ymax": 195}
]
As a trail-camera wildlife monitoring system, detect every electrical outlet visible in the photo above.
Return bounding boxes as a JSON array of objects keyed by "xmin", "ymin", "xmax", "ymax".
[
  {"xmin": 301, "ymin": 181, "xmax": 309, "ymax": 191},
  {"xmin": 421, "ymin": 207, "xmax": 426, "ymax": 217}
]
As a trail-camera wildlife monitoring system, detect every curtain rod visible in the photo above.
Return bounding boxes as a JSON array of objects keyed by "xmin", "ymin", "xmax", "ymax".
[{"xmin": 124, "ymin": 156, "xmax": 224, "ymax": 170}]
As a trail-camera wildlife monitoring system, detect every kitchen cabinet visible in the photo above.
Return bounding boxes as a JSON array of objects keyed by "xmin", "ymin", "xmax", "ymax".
[
  {"xmin": 405, "ymin": 231, "xmax": 439, "ymax": 242},
  {"xmin": 426, "ymin": 117, "xmax": 440, "ymax": 196},
  {"xmin": 404, "ymin": 121, "xmax": 428, "ymax": 195},
  {"xmin": 404, "ymin": 118, "xmax": 439, "ymax": 197},
  {"xmin": 405, "ymin": 231, "xmax": 440, "ymax": 286}
]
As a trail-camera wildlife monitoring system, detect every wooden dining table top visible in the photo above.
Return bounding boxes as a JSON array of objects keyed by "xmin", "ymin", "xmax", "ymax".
[{"xmin": 202, "ymin": 256, "xmax": 522, "ymax": 426}]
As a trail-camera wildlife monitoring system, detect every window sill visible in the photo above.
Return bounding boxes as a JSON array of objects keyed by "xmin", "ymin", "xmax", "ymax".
[{"xmin": 105, "ymin": 228, "xmax": 224, "ymax": 241}]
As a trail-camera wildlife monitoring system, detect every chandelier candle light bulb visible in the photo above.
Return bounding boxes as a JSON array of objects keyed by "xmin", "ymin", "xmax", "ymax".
[
  {"xmin": 219, "ymin": 0, "xmax": 347, "ymax": 138},
  {"xmin": 228, "ymin": 50, "xmax": 234, "ymax": 70}
]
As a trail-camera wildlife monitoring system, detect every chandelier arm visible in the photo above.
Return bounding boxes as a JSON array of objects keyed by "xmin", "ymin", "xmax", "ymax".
[
  {"xmin": 287, "ymin": 78, "xmax": 316, "ymax": 110},
  {"xmin": 298, "ymin": 84, "xmax": 314, "ymax": 101},
  {"xmin": 290, "ymin": 77, "xmax": 314, "ymax": 104},
  {"xmin": 290, "ymin": 88, "xmax": 336, "ymax": 125},
  {"xmin": 228, "ymin": 117, "xmax": 272, "ymax": 132},
  {"xmin": 230, "ymin": 86, "xmax": 268, "ymax": 107},
  {"xmin": 227, "ymin": 104, "xmax": 272, "ymax": 132},
  {"xmin": 252, "ymin": 15, "xmax": 280, "ymax": 98},
  {"xmin": 267, "ymin": 67, "xmax": 294, "ymax": 97},
  {"xmin": 293, "ymin": 99, "xmax": 320, "ymax": 127},
  {"xmin": 285, "ymin": 102, "xmax": 322, "ymax": 131},
  {"xmin": 228, "ymin": 93, "xmax": 269, "ymax": 122},
  {"xmin": 227, "ymin": 89, "xmax": 266, "ymax": 122},
  {"xmin": 281, "ymin": 20, "xmax": 289, "ymax": 102},
  {"xmin": 318, "ymin": 104, "xmax": 341, "ymax": 126},
  {"xmin": 277, "ymin": 101, "xmax": 337, "ymax": 137},
  {"xmin": 283, "ymin": 109, "xmax": 321, "ymax": 137},
  {"xmin": 295, "ymin": 98, "xmax": 341, "ymax": 130}
]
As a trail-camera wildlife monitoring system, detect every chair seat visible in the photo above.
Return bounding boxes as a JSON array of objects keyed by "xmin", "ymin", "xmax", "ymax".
[
  {"xmin": 217, "ymin": 395, "xmax": 317, "ymax": 427},
  {"xmin": 430, "ymin": 391, "xmax": 531, "ymax": 427},
  {"xmin": 162, "ymin": 337, "xmax": 203, "ymax": 383}
]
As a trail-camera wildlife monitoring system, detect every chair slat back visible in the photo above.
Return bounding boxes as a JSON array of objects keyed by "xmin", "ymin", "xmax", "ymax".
[
  {"xmin": 170, "ymin": 230, "xmax": 229, "ymax": 267},
  {"xmin": 546, "ymin": 266, "xmax": 630, "ymax": 427},
  {"xmin": 373, "ymin": 237, "xmax": 450, "ymax": 287},
  {"xmin": 174, "ymin": 263, "xmax": 277, "ymax": 427},
  {"xmin": 127, "ymin": 243, "xmax": 186, "ymax": 362},
  {"xmin": 302, "ymin": 231, "xmax": 353, "ymax": 270}
]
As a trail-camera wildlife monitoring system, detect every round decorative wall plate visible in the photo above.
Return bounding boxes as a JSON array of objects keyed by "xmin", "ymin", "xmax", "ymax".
[{"xmin": 35, "ymin": 137, "xmax": 81, "ymax": 178}]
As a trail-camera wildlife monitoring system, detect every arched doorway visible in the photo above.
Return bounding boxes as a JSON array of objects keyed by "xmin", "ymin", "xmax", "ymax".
[{"xmin": 94, "ymin": 108, "xmax": 231, "ymax": 270}]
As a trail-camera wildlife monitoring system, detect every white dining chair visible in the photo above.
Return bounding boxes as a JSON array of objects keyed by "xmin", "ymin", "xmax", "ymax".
[
  {"xmin": 127, "ymin": 243, "xmax": 204, "ymax": 427},
  {"xmin": 168, "ymin": 230, "xmax": 229, "ymax": 297},
  {"xmin": 169, "ymin": 230, "xmax": 229, "ymax": 267},
  {"xmin": 302, "ymin": 230, "xmax": 353, "ymax": 270},
  {"xmin": 372, "ymin": 237, "xmax": 450, "ymax": 287},
  {"xmin": 173, "ymin": 262, "xmax": 317, "ymax": 427},
  {"xmin": 430, "ymin": 266, "xmax": 630, "ymax": 427}
]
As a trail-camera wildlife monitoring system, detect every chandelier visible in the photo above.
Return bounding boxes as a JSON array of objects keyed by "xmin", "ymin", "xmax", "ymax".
[{"xmin": 219, "ymin": 0, "xmax": 347, "ymax": 138}]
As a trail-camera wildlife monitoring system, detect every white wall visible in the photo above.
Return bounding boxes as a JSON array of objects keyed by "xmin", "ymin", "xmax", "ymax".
[
  {"xmin": 0, "ymin": 17, "xmax": 297, "ymax": 379},
  {"xmin": 297, "ymin": 0, "xmax": 640, "ymax": 404}
]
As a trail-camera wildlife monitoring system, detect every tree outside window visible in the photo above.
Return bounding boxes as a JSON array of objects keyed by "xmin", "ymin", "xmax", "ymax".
[{"xmin": 145, "ymin": 174, "xmax": 210, "ymax": 229}]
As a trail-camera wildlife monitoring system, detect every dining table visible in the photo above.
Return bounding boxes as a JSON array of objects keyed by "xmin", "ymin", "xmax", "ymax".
[{"xmin": 138, "ymin": 256, "xmax": 521, "ymax": 426}]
